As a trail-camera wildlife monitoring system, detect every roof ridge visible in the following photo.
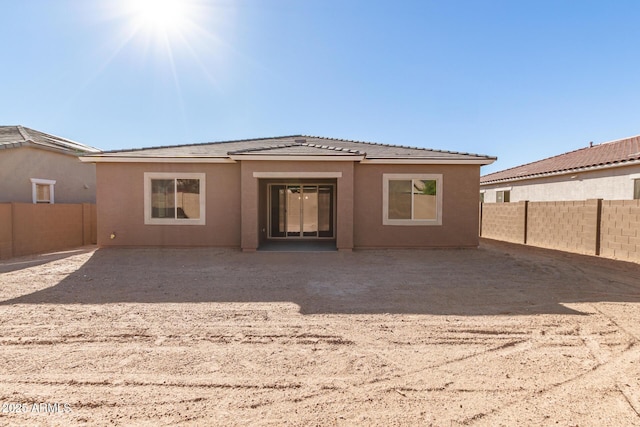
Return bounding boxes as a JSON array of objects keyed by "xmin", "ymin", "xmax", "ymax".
[
  {"xmin": 24, "ymin": 127, "xmax": 101, "ymax": 152},
  {"xmin": 102, "ymin": 135, "xmax": 304, "ymax": 154},
  {"xmin": 302, "ymin": 135, "xmax": 493, "ymax": 158},
  {"xmin": 16, "ymin": 125, "xmax": 30, "ymax": 142},
  {"xmin": 227, "ymin": 142, "xmax": 297, "ymax": 154},
  {"xmin": 227, "ymin": 141, "xmax": 364, "ymax": 155},
  {"xmin": 0, "ymin": 125, "xmax": 100, "ymax": 153},
  {"xmin": 597, "ymin": 134, "xmax": 640, "ymax": 146},
  {"xmin": 303, "ymin": 141, "xmax": 363, "ymax": 154}
]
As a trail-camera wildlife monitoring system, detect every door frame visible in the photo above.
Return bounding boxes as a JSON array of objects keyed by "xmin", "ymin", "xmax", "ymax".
[{"xmin": 266, "ymin": 182, "xmax": 336, "ymax": 240}]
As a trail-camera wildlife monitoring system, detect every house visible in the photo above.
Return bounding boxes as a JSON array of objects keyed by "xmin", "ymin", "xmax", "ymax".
[
  {"xmin": 80, "ymin": 135, "xmax": 495, "ymax": 251},
  {"xmin": 481, "ymin": 135, "xmax": 640, "ymax": 203},
  {"xmin": 0, "ymin": 125, "xmax": 101, "ymax": 204}
]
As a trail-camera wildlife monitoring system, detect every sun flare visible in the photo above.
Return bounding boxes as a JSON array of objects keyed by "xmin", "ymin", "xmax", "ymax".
[
  {"xmin": 97, "ymin": 0, "xmax": 228, "ymax": 95},
  {"xmin": 127, "ymin": 0, "xmax": 193, "ymax": 37}
]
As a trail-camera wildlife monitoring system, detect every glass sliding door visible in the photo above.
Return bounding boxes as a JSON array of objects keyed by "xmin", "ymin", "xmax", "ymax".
[
  {"xmin": 318, "ymin": 185, "xmax": 333, "ymax": 238},
  {"xmin": 270, "ymin": 185, "xmax": 287, "ymax": 238},
  {"xmin": 268, "ymin": 184, "xmax": 334, "ymax": 239},
  {"xmin": 302, "ymin": 186, "xmax": 318, "ymax": 237},
  {"xmin": 287, "ymin": 186, "xmax": 301, "ymax": 237}
]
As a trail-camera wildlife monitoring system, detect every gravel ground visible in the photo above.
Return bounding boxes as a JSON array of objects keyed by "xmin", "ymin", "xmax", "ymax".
[{"xmin": 1, "ymin": 239, "xmax": 640, "ymax": 426}]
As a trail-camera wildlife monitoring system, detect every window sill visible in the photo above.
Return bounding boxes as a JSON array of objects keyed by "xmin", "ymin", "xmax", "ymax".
[
  {"xmin": 144, "ymin": 219, "xmax": 206, "ymax": 226},
  {"xmin": 383, "ymin": 219, "xmax": 442, "ymax": 226}
]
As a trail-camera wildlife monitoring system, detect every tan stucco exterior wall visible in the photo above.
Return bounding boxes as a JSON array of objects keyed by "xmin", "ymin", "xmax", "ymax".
[
  {"xmin": 0, "ymin": 146, "xmax": 97, "ymax": 203},
  {"xmin": 95, "ymin": 160, "xmax": 483, "ymax": 249},
  {"xmin": 96, "ymin": 162, "xmax": 241, "ymax": 247},
  {"xmin": 353, "ymin": 164, "xmax": 482, "ymax": 248}
]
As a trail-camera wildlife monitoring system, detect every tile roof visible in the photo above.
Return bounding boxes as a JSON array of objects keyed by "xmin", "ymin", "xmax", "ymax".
[
  {"xmin": 0, "ymin": 125, "xmax": 100, "ymax": 154},
  {"xmin": 481, "ymin": 135, "xmax": 640, "ymax": 184},
  {"xmin": 87, "ymin": 135, "xmax": 495, "ymax": 162},
  {"xmin": 228, "ymin": 141, "xmax": 364, "ymax": 156}
]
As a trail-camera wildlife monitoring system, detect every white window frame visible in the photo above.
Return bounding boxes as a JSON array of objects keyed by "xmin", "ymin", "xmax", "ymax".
[
  {"xmin": 382, "ymin": 173, "xmax": 443, "ymax": 226},
  {"xmin": 144, "ymin": 172, "xmax": 206, "ymax": 225},
  {"xmin": 497, "ymin": 189, "xmax": 511, "ymax": 203},
  {"xmin": 30, "ymin": 178, "xmax": 56, "ymax": 204},
  {"xmin": 492, "ymin": 186, "xmax": 512, "ymax": 204}
]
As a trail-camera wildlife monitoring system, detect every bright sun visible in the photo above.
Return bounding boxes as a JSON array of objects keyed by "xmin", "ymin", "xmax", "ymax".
[
  {"xmin": 127, "ymin": 0, "xmax": 193, "ymax": 38},
  {"xmin": 103, "ymin": 0, "xmax": 225, "ymax": 89}
]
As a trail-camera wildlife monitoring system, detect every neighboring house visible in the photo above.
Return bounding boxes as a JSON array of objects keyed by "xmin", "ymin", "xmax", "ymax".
[
  {"xmin": 481, "ymin": 135, "xmax": 640, "ymax": 203},
  {"xmin": 80, "ymin": 135, "xmax": 495, "ymax": 251},
  {"xmin": 0, "ymin": 125, "xmax": 101, "ymax": 203}
]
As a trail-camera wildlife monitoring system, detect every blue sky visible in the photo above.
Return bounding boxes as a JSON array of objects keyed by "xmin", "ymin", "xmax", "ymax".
[{"xmin": 2, "ymin": 0, "xmax": 639, "ymax": 174}]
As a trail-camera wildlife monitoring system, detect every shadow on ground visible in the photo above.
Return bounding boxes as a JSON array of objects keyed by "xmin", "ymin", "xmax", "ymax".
[
  {"xmin": 0, "ymin": 247, "xmax": 96, "ymax": 274},
  {"xmin": 2, "ymin": 240, "xmax": 640, "ymax": 316}
]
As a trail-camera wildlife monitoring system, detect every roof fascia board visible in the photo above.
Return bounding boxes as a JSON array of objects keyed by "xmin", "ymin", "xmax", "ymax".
[
  {"xmin": 361, "ymin": 158, "xmax": 496, "ymax": 165},
  {"xmin": 38, "ymin": 137, "xmax": 101, "ymax": 153},
  {"xmin": 79, "ymin": 156, "xmax": 236, "ymax": 164},
  {"xmin": 0, "ymin": 141, "xmax": 24, "ymax": 150},
  {"xmin": 80, "ymin": 155, "xmax": 495, "ymax": 165},
  {"xmin": 481, "ymin": 158, "xmax": 640, "ymax": 185},
  {"xmin": 6, "ymin": 141, "xmax": 85, "ymax": 157}
]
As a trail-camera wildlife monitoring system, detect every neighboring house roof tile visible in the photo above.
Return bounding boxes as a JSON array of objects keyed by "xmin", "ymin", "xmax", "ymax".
[
  {"xmin": 0, "ymin": 125, "xmax": 101, "ymax": 154},
  {"xmin": 85, "ymin": 135, "xmax": 495, "ymax": 162},
  {"xmin": 481, "ymin": 135, "xmax": 640, "ymax": 184}
]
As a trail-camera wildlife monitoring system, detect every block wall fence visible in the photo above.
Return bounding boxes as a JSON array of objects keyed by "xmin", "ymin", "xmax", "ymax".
[
  {"xmin": 480, "ymin": 200, "xmax": 640, "ymax": 263},
  {"xmin": 0, "ymin": 203, "xmax": 97, "ymax": 260}
]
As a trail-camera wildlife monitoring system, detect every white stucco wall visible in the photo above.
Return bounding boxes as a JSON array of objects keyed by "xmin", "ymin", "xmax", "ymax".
[{"xmin": 481, "ymin": 164, "xmax": 640, "ymax": 202}]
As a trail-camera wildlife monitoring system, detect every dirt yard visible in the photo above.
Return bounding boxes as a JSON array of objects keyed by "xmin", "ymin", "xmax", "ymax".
[{"xmin": 1, "ymin": 240, "xmax": 640, "ymax": 426}]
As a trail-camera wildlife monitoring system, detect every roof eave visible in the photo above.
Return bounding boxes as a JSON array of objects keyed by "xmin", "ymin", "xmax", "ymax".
[
  {"xmin": 0, "ymin": 141, "xmax": 25, "ymax": 150},
  {"xmin": 3, "ymin": 140, "xmax": 95, "ymax": 157},
  {"xmin": 480, "ymin": 158, "xmax": 640, "ymax": 185},
  {"xmin": 361, "ymin": 157, "xmax": 496, "ymax": 165},
  {"xmin": 79, "ymin": 156, "xmax": 236, "ymax": 164}
]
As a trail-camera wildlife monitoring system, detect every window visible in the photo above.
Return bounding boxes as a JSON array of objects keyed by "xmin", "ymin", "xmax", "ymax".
[
  {"xmin": 144, "ymin": 173, "xmax": 205, "ymax": 225},
  {"xmin": 30, "ymin": 178, "xmax": 56, "ymax": 204},
  {"xmin": 497, "ymin": 190, "xmax": 510, "ymax": 203},
  {"xmin": 635, "ymin": 179, "xmax": 640, "ymax": 200},
  {"xmin": 383, "ymin": 174, "xmax": 442, "ymax": 225}
]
